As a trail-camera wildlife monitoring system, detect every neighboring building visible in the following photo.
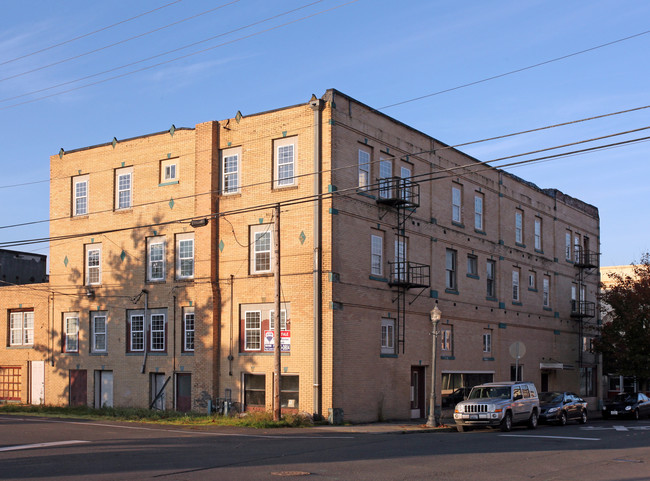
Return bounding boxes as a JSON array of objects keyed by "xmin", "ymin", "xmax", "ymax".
[
  {"xmin": 0, "ymin": 248, "xmax": 48, "ymax": 285},
  {"xmin": 0, "ymin": 90, "xmax": 601, "ymax": 421}
]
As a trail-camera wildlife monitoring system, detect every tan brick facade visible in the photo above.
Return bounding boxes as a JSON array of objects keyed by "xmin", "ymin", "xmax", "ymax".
[{"xmin": 0, "ymin": 90, "xmax": 600, "ymax": 421}]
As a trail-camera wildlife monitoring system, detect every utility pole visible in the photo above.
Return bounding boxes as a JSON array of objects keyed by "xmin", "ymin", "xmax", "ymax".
[{"xmin": 273, "ymin": 203, "xmax": 282, "ymax": 421}]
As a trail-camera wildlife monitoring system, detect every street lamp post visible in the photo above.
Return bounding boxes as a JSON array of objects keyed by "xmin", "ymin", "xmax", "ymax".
[{"xmin": 426, "ymin": 305, "xmax": 441, "ymax": 427}]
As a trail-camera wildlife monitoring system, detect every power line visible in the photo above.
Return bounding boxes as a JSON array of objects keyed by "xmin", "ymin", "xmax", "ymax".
[
  {"xmin": 0, "ymin": 1, "xmax": 183, "ymax": 66},
  {"xmin": 0, "ymin": 1, "xmax": 242, "ymax": 83},
  {"xmin": 378, "ymin": 29, "xmax": 650, "ymax": 110}
]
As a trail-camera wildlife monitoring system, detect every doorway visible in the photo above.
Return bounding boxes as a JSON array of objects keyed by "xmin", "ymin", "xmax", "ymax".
[
  {"xmin": 176, "ymin": 373, "xmax": 191, "ymax": 412},
  {"xmin": 410, "ymin": 366, "xmax": 425, "ymax": 419},
  {"xmin": 69, "ymin": 369, "xmax": 87, "ymax": 406},
  {"xmin": 94, "ymin": 370, "xmax": 113, "ymax": 408},
  {"xmin": 30, "ymin": 361, "xmax": 45, "ymax": 405}
]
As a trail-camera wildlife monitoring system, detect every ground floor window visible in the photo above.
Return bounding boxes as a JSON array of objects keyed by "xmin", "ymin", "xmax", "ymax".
[
  {"xmin": 580, "ymin": 367, "xmax": 596, "ymax": 397},
  {"xmin": 441, "ymin": 372, "xmax": 493, "ymax": 391},
  {"xmin": 244, "ymin": 373, "xmax": 265, "ymax": 408},
  {"xmin": 280, "ymin": 375, "xmax": 299, "ymax": 409},
  {"xmin": 0, "ymin": 366, "xmax": 21, "ymax": 401},
  {"xmin": 510, "ymin": 365, "xmax": 523, "ymax": 382}
]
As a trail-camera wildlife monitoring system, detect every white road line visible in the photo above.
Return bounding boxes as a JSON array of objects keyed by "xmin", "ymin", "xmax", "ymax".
[
  {"xmin": 500, "ymin": 434, "xmax": 601, "ymax": 441},
  {"xmin": 3, "ymin": 417, "xmax": 354, "ymax": 440},
  {"xmin": 0, "ymin": 440, "xmax": 89, "ymax": 452}
]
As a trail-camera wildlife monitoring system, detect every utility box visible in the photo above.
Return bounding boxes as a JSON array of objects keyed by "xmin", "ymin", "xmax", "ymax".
[{"xmin": 328, "ymin": 408, "xmax": 344, "ymax": 425}]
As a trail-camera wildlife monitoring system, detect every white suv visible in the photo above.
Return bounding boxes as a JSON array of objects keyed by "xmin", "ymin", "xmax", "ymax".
[{"xmin": 453, "ymin": 381, "xmax": 540, "ymax": 432}]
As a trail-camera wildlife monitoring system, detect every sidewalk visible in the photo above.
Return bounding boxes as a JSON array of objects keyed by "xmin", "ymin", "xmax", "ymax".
[{"xmin": 310, "ymin": 408, "xmax": 456, "ymax": 434}]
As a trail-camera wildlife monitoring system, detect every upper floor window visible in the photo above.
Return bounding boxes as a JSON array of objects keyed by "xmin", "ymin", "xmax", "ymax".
[
  {"xmin": 269, "ymin": 309, "xmax": 288, "ymax": 331},
  {"xmin": 85, "ymin": 244, "xmax": 101, "ymax": 285},
  {"xmin": 245, "ymin": 311, "xmax": 261, "ymax": 351},
  {"xmin": 483, "ymin": 330, "xmax": 492, "ymax": 353},
  {"xmin": 73, "ymin": 175, "xmax": 89, "ymax": 216},
  {"xmin": 250, "ymin": 224, "xmax": 272, "ymax": 274},
  {"xmin": 91, "ymin": 311, "xmax": 107, "ymax": 353},
  {"xmin": 543, "ymin": 276, "xmax": 550, "ymax": 307},
  {"xmin": 64, "ymin": 314, "xmax": 79, "ymax": 353},
  {"xmin": 574, "ymin": 234, "xmax": 581, "ymax": 263},
  {"xmin": 147, "ymin": 236, "xmax": 166, "ymax": 282},
  {"xmin": 378, "ymin": 158, "xmax": 392, "ymax": 198},
  {"xmin": 512, "ymin": 269, "xmax": 520, "ymax": 302},
  {"xmin": 486, "ymin": 259, "xmax": 496, "ymax": 298},
  {"xmin": 515, "ymin": 210, "xmax": 523, "ymax": 244},
  {"xmin": 400, "ymin": 166, "xmax": 412, "ymax": 202},
  {"xmin": 274, "ymin": 137, "xmax": 296, "ymax": 188},
  {"xmin": 528, "ymin": 271, "xmax": 536, "ymax": 290},
  {"xmin": 150, "ymin": 314, "xmax": 166, "ymax": 351},
  {"xmin": 474, "ymin": 194, "xmax": 483, "ymax": 230},
  {"xmin": 358, "ymin": 149, "xmax": 370, "ymax": 190},
  {"xmin": 565, "ymin": 231, "xmax": 572, "ymax": 260},
  {"xmin": 441, "ymin": 326, "xmax": 453, "ymax": 352},
  {"xmin": 452, "ymin": 186, "xmax": 462, "ymax": 223},
  {"xmin": 467, "ymin": 254, "xmax": 478, "ymax": 277},
  {"xmin": 115, "ymin": 167, "xmax": 133, "ymax": 210},
  {"xmin": 176, "ymin": 233, "xmax": 194, "ymax": 279},
  {"xmin": 127, "ymin": 309, "xmax": 167, "ymax": 353},
  {"xmin": 381, "ymin": 318, "xmax": 395, "ymax": 355},
  {"xmin": 446, "ymin": 248, "xmax": 457, "ymax": 290},
  {"xmin": 183, "ymin": 309, "xmax": 195, "ymax": 352},
  {"xmin": 534, "ymin": 217, "xmax": 542, "ymax": 250},
  {"xmin": 9, "ymin": 310, "xmax": 34, "ymax": 346},
  {"xmin": 394, "ymin": 237, "xmax": 407, "ymax": 281},
  {"xmin": 371, "ymin": 234, "xmax": 383, "ymax": 276},
  {"xmin": 160, "ymin": 159, "xmax": 178, "ymax": 184},
  {"xmin": 222, "ymin": 147, "xmax": 240, "ymax": 194}
]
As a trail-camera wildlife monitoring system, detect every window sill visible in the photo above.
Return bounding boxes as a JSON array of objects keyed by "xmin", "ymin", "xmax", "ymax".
[
  {"xmin": 528, "ymin": 288, "xmax": 538, "ymax": 292},
  {"xmin": 515, "ymin": 242, "xmax": 526, "ymax": 248},
  {"xmin": 114, "ymin": 208, "xmax": 133, "ymax": 214},
  {"xmin": 62, "ymin": 352, "xmax": 79, "ymax": 356},
  {"xmin": 7, "ymin": 345, "xmax": 34, "ymax": 349},
  {"xmin": 451, "ymin": 221, "xmax": 465, "ymax": 229},
  {"xmin": 369, "ymin": 275, "xmax": 388, "ymax": 283},
  {"xmin": 357, "ymin": 190, "xmax": 376, "ymax": 199},
  {"xmin": 474, "ymin": 229, "xmax": 486, "ymax": 235},
  {"xmin": 127, "ymin": 352, "xmax": 168, "ymax": 356},
  {"xmin": 543, "ymin": 307, "xmax": 553, "ymax": 311},
  {"xmin": 534, "ymin": 248, "xmax": 543, "ymax": 254},
  {"xmin": 482, "ymin": 357, "xmax": 495, "ymax": 361},
  {"xmin": 71, "ymin": 215, "xmax": 90, "ymax": 220},
  {"xmin": 273, "ymin": 184, "xmax": 299, "ymax": 191},
  {"xmin": 175, "ymin": 277, "xmax": 194, "ymax": 283},
  {"xmin": 249, "ymin": 272, "xmax": 273, "ymax": 277},
  {"xmin": 512, "ymin": 301, "xmax": 523, "ymax": 306},
  {"xmin": 221, "ymin": 192, "xmax": 241, "ymax": 198},
  {"xmin": 445, "ymin": 289, "xmax": 459, "ymax": 295},
  {"xmin": 466, "ymin": 274, "xmax": 479, "ymax": 280},
  {"xmin": 146, "ymin": 280, "xmax": 166, "ymax": 285},
  {"xmin": 181, "ymin": 351, "xmax": 194, "ymax": 356},
  {"xmin": 158, "ymin": 180, "xmax": 179, "ymax": 187},
  {"xmin": 440, "ymin": 355, "xmax": 455, "ymax": 360},
  {"xmin": 380, "ymin": 353, "xmax": 398, "ymax": 358},
  {"xmin": 486, "ymin": 296, "xmax": 498, "ymax": 302},
  {"xmin": 89, "ymin": 352, "xmax": 108, "ymax": 356}
]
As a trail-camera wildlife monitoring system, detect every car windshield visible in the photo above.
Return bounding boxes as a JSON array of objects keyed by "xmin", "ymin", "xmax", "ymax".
[
  {"xmin": 613, "ymin": 393, "xmax": 636, "ymax": 403},
  {"xmin": 468, "ymin": 386, "xmax": 510, "ymax": 400},
  {"xmin": 539, "ymin": 392, "xmax": 563, "ymax": 403}
]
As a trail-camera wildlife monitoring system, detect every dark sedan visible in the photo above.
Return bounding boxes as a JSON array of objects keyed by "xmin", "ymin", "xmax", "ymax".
[
  {"xmin": 602, "ymin": 392, "xmax": 650, "ymax": 420},
  {"xmin": 539, "ymin": 391, "xmax": 588, "ymax": 425}
]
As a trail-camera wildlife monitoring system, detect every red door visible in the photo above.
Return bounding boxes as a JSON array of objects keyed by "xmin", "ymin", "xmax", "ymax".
[
  {"xmin": 69, "ymin": 370, "xmax": 87, "ymax": 407},
  {"xmin": 176, "ymin": 373, "xmax": 191, "ymax": 412}
]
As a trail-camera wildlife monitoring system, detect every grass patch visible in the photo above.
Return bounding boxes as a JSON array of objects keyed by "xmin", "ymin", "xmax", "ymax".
[{"xmin": 0, "ymin": 404, "xmax": 313, "ymax": 428}]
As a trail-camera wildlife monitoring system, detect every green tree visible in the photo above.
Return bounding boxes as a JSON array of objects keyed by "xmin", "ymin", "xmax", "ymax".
[{"xmin": 595, "ymin": 254, "xmax": 650, "ymax": 379}]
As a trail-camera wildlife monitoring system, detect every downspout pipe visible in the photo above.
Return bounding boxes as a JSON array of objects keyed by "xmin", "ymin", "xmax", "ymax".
[
  {"xmin": 141, "ymin": 289, "xmax": 149, "ymax": 374},
  {"xmin": 309, "ymin": 95, "xmax": 324, "ymax": 418}
]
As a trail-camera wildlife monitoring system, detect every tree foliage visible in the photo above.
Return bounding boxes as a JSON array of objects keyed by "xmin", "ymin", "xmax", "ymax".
[{"xmin": 594, "ymin": 254, "xmax": 650, "ymax": 378}]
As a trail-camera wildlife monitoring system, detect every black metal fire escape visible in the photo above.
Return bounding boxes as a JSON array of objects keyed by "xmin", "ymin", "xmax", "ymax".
[
  {"xmin": 376, "ymin": 176, "xmax": 430, "ymax": 353},
  {"xmin": 571, "ymin": 246, "xmax": 599, "ymax": 367}
]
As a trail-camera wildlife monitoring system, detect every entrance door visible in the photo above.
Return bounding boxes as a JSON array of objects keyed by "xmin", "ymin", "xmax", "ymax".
[
  {"xmin": 410, "ymin": 366, "xmax": 426, "ymax": 419},
  {"xmin": 69, "ymin": 369, "xmax": 87, "ymax": 406},
  {"xmin": 94, "ymin": 370, "xmax": 113, "ymax": 408},
  {"xmin": 30, "ymin": 361, "xmax": 45, "ymax": 405},
  {"xmin": 150, "ymin": 373, "xmax": 166, "ymax": 410},
  {"xmin": 176, "ymin": 373, "xmax": 191, "ymax": 412}
]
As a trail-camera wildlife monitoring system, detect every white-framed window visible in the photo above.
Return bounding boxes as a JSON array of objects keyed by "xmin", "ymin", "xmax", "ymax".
[
  {"xmin": 9, "ymin": 311, "xmax": 34, "ymax": 346},
  {"xmin": 571, "ymin": 284, "xmax": 577, "ymax": 312},
  {"xmin": 574, "ymin": 235, "xmax": 581, "ymax": 263},
  {"xmin": 245, "ymin": 311, "xmax": 261, "ymax": 351},
  {"xmin": 565, "ymin": 231, "xmax": 572, "ymax": 260},
  {"xmin": 183, "ymin": 310, "xmax": 194, "ymax": 352},
  {"xmin": 446, "ymin": 249, "xmax": 457, "ymax": 290},
  {"xmin": 115, "ymin": 167, "xmax": 133, "ymax": 210},
  {"xmin": 483, "ymin": 330, "xmax": 492, "ymax": 353},
  {"xmin": 130, "ymin": 314, "xmax": 144, "ymax": 352},
  {"xmin": 378, "ymin": 158, "xmax": 392, "ymax": 198},
  {"xmin": 86, "ymin": 244, "xmax": 101, "ymax": 285},
  {"xmin": 274, "ymin": 137, "xmax": 296, "ymax": 187},
  {"xmin": 64, "ymin": 315, "xmax": 79, "ymax": 353},
  {"xmin": 160, "ymin": 158, "xmax": 178, "ymax": 183},
  {"xmin": 269, "ymin": 310, "xmax": 287, "ymax": 331},
  {"xmin": 394, "ymin": 237, "xmax": 407, "ymax": 281},
  {"xmin": 474, "ymin": 194, "xmax": 483, "ymax": 230},
  {"xmin": 486, "ymin": 259, "xmax": 496, "ymax": 298},
  {"xmin": 73, "ymin": 175, "xmax": 89, "ymax": 216},
  {"xmin": 534, "ymin": 217, "xmax": 542, "ymax": 250},
  {"xmin": 400, "ymin": 166, "xmax": 411, "ymax": 202},
  {"xmin": 543, "ymin": 276, "xmax": 550, "ymax": 307},
  {"xmin": 358, "ymin": 149, "xmax": 370, "ymax": 190},
  {"xmin": 150, "ymin": 314, "xmax": 165, "ymax": 351},
  {"xmin": 528, "ymin": 271, "xmax": 536, "ymax": 289},
  {"xmin": 371, "ymin": 234, "xmax": 383, "ymax": 276},
  {"xmin": 222, "ymin": 147, "xmax": 240, "ymax": 194},
  {"xmin": 381, "ymin": 318, "xmax": 395, "ymax": 354},
  {"xmin": 441, "ymin": 328, "xmax": 452, "ymax": 352},
  {"xmin": 512, "ymin": 269, "xmax": 520, "ymax": 301},
  {"xmin": 452, "ymin": 186, "xmax": 462, "ymax": 223},
  {"xmin": 515, "ymin": 210, "xmax": 523, "ymax": 244},
  {"xmin": 147, "ymin": 237, "xmax": 166, "ymax": 282},
  {"xmin": 467, "ymin": 254, "xmax": 478, "ymax": 276},
  {"xmin": 176, "ymin": 233, "xmax": 194, "ymax": 279},
  {"xmin": 250, "ymin": 224, "xmax": 272, "ymax": 274},
  {"xmin": 91, "ymin": 312, "xmax": 107, "ymax": 353}
]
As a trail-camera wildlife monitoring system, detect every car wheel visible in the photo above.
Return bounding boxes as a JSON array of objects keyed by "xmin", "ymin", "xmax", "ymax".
[
  {"xmin": 500, "ymin": 412, "xmax": 513, "ymax": 432},
  {"xmin": 634, "ymin": 409, "xmax": 640, "ymax": 421},
  {"xmin": 527, "ymin": 410, "xmax": 538, "ymax": 429},
  {"xmin": 559, "ymin": 411, "xmax": 567, "ymax": 426},
  {"xmin": 579, "ymin": 410, "xmax": 587, "ymax": 424}
]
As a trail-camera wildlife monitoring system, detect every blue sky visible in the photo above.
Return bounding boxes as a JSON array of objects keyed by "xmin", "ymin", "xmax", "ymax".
[{"xmin": 1, "ymin": 0, "xmax": 648, "ymax": 267}]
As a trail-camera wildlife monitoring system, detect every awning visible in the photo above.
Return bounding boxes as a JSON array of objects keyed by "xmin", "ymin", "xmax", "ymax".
[{"xmin": 540, "ymin": 362, "xmax": 575, "ymax": 370}]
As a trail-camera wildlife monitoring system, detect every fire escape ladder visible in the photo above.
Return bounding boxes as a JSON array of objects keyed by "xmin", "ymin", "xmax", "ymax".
[{"xmin": 572, "ymin": 246, "xmax": 599, "ymax": 367}]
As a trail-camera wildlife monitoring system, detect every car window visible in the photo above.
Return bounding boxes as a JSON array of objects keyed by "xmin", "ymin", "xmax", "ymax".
[
  {"xmin": 513, "ymin": 387, "xmax": 522, "ymax": 400},
  {"xmin": 539, "ymin": 392, "xmax": 562, "ymax": 403},
  {"xmin": 522, "ymin": 387, "xmax": 530, "ymax": 398}
]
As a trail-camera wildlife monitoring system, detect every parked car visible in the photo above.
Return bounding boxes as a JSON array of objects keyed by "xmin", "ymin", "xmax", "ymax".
[
  {"xmin": 602, "ymin": 392, "xmax": 650, "ymax": 420},
  {"xmin": 539, "ymin": 391, "xmax": 588, "ymax": 425},
  {"xmin": 442, "ymin": 387, "xmax": 472, "ymax": 407},
  {"xmin": 453, "ymin": 381, "xmax": 540, "ymax": 432}
]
